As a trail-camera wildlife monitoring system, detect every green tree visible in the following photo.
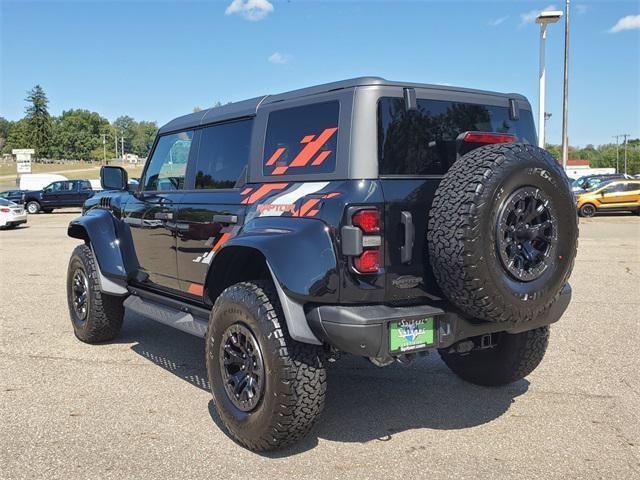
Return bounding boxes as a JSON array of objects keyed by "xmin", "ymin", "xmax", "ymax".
[
  {"xmin": 0, "ymin": 117, "xmax": 12, "ymax": 153},
  {"xmin": 49, "ymin": 109, "xmax": 111, "ymax": 160},
  {"xmin": 3, "ymin": 119, "xmax": 30, "ymax": 154},
  {"xmin": 112, "ymin": 116, "xmax": 137, "ymax": 154},
  {"xmin": 24, "ymin": 85, "xmax": 52, "ymax": 159},
  {"xmin": 131, "ymin": 121, "xmax": 158, "ymax": 157}
]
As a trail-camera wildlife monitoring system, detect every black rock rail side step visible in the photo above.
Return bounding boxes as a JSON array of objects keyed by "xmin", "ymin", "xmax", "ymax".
[{"xmin": 124, "ymin": 288, "xmax": 210, "ymax": 338}]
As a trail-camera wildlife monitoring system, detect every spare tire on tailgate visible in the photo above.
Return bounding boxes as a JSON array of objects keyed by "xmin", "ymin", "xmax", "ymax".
[{"xmin": 427, "ymin": 143, "xmax": 578, "ymax": 324}]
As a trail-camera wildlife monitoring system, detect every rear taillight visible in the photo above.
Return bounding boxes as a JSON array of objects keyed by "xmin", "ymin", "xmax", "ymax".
[
  {"xmin": 462, "ymin": 132, "xmax": 517, "ymax": 144},
  {"xmin": 353, "ymin": 249, "xmax": 380, "ymax": 273},
  {"xmin": 350, "ymin": 207, "xmax": 382, "ymax": 274},
  {"xmin": 0, "ymin": 208, "xmax": 9, "ymax": 213},
  {"xmin": 352, "ymin": 209, "xmax": 380, "ymax": 233}
]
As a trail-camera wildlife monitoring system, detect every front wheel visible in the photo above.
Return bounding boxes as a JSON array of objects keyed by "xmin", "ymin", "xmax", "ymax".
[
  {"xmin": 26, "ymin": 201, "xmax": 40, "ymax": 214},
  {"xmin": 439, "ymin": 326, "xmax": 550, "ymax": 386},
  {"xmin": 67, "ymin": 244, "xmax": 125, "ymax": 343},
  {"xmin": 206, "ymin": 281, "xmax": 327, "ymax": 451}
]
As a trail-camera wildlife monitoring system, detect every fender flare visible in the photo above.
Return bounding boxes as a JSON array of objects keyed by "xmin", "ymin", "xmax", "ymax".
[
  {"xmin": 208, "ymin": 217, "xmax": 340, "ymax": 345},
  {"xmin": 68, "ymin": 209, "xmax": 132, "ymax": 295}
]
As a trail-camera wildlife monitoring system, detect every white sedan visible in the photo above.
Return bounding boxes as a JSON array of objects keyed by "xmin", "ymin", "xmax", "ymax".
[{"xmin": 0, "ymin": 198, "xmax": 27, "ymax": 229}]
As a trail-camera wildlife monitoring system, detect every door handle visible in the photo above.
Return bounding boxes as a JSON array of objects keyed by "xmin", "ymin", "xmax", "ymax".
[
  {"xmin": 154, "ymin": 212, "xmax": 173, "ymax": 220},
  {"xmin": 400, "ymin": 211, "xmax": 414, "ymax": 264},
  {"xmin": 213, "ymin": 214, "xmax": 238, "ymax": 224}
]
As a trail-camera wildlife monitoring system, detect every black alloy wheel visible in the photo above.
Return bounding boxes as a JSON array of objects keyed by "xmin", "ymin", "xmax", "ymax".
[
  {"xmin": 219, "ymin": 323, "xmax": 265, "ymax": 412},
  {"xmin": 496, "ymin": 186, "xmax": 557, "ymax": 282}
]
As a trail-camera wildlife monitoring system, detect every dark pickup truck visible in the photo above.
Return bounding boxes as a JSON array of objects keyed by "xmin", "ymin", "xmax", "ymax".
[{"xmin": 25, "ymin": 179, "xmax": 95, "ymax": 214}]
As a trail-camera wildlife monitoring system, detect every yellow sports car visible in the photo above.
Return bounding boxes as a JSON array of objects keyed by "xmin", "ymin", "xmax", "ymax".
[{"xmin": 576, "ymin": 180, "xmax": 640, "ymax": 217}]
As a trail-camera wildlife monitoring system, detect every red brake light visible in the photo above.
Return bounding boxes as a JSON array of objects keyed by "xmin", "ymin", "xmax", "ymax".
[
  {"xmin": 0, "ymin": 208, "xmax": 9, "ymax": 213},
  {"xmin": 463, "ymin": 132, "xmax": 517, "ymax": 144},
  {"xmin": 352, "ymin": 209, "xmax": 380, "ymax": 233},
  {"xmin": 353, "ymin": 249, "xmax": 380, "ymax": 273}
]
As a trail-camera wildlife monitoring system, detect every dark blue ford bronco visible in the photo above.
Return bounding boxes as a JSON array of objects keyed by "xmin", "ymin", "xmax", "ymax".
[{"xmin": 66, "ymin": 77, "xmax": 578, "ymax": 451}]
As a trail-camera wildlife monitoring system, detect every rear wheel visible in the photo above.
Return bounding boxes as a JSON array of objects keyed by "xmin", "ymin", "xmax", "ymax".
[
  {"xmin": 26, "ymin": 201, "xmax": 40, "ymax": 214},
  {"xmin": 579, "ymin": 203, "xmax": 596, "ymax": 217},
  {"xmin": 439, "ymin": 326, "xmax": 550, "ymax": 386},
  {"xmin": 428, "ymin": 143, "xmax": 578, "ymax": 324},
  {"xmin": 206, "ymin": 280, "xmax": 327, "ymax": 451},
  {"xmin": 67, "ymin": 244, "xmax": 125, "ymax": 343}
]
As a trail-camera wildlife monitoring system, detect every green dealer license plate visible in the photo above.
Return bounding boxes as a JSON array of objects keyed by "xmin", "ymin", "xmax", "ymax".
[{"xmin": 389, "ymin": 317, "xmax": 435, "ymax": 354}]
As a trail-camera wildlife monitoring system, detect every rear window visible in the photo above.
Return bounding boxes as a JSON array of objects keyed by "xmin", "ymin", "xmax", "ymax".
[
  {"xmin": 195, "ymin": 119, "xmax": 252, "ymax": 189},
  {"xmin": 378, "ymin": 97, "xmax": 537, "ymax": 176},
  {"xmin": 263, "ymin": 101, "xmax": 339, "ymax": 176}
]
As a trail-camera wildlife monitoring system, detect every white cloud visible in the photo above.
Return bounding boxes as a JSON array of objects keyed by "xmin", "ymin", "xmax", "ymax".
[
  {"xmin": 489, "ymin": 15, "xmax": 509, "ymax": 27},
  {"xmin": 520, "ymin": 5, "xmax": 557, "ymax": 26},
  {"xmin": 575, "ymin": 4, "xmax": 588, "ymax": 15},
  {"xmin": 225, "ymin": 0, "xmax": 274, "ymax": 21},
  {"xmin": 609, "ymin": 15, "xmax": 640, "ymax": 33},
  {"xmin": 268, "ymin": 52, "xmax": 292, "ymax": 65}
]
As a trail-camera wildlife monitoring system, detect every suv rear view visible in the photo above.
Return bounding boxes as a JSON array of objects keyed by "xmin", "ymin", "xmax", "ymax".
[{"xmin": 66, "ymin": 77, "xmax": 577, "ymax": 451}]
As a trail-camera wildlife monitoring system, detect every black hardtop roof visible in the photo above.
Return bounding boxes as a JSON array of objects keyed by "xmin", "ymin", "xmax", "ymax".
[{"xmin": 158, "ymin": 76, "xmax": 528, "ymax": 134}]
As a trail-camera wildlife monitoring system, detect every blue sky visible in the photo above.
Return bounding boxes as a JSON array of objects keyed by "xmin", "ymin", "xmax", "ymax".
[{"xmin": 1, "ymin": 0, "xmax": 638, "ymax": 147}]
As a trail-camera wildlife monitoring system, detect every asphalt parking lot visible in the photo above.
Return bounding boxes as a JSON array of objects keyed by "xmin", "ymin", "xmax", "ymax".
[{"xmin": 1, "ymin": 211, "xmax": 638, "ymax": 479}]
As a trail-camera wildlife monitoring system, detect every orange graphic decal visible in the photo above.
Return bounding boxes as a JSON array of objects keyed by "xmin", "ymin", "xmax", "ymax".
[
  {"xmin": 240, "ymin": 187, "xmax": 252, "ymax": 195},
  {"xmin": 240, "ymin": 183, "xmax": 289, "ymax": 204},
  {"xmin": 212, "ymin": 232, "xmax": 232, "ymax": 253},
  {"xmin": 187, "ymin": 283, "xmax": 204, "ymax": 296},
  {"xmin": 297, "ymin": 198, "xmax": 321, "ymax": 217},
  {"xmin": 289, "ymin": 127, "xmax": 337, "ymax": 168},
  {"xmin": 300, "ymin": 135, "xmax": 315, "ymax": 144},
  {"xmin": 311, "ymin": 150, "xmax": 331, "ymax": 166},
  {"xmin": 265, "ymin": 147, "xmax": 286, "ymax": 166},
  {"xmin": 272, "ymin": 166, "xmax": 289, "ymax": 175}
]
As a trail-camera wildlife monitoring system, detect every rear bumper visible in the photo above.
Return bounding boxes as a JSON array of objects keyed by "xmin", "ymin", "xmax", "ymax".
[{"xmin": 306, "ymin": 284, "xmax": 572, "ymax": 358}]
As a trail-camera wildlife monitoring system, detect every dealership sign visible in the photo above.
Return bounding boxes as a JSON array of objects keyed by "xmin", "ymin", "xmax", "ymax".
[{"xmin": 13, "ymin": 149, "xmax": 34, "ymax": 173}]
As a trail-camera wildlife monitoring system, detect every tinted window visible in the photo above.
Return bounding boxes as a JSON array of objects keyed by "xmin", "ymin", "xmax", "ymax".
[
  {"xmin": 378, "ymin": 97, "xmax": 537, "ymax": 175},
  {"xmin": 603, "ymin": 183, "xmax": 625, "ymax": 193},
  {"xmin": 194, "ymin": 120, "xmax": 252, "ymax": 189},
  {"xmin": 80, "ymin": 180, "xmax": 92, "ymax": 190},
  {"xmin": 264, "ymin": 101, "xmax": 339, "ymax": 176},
  {"xmin": 625, "ymin": 182, "xmax": 640, "ymax": 191},
  {"xmin": 143, "ymin": 131, "xmax": 193, "ymax": 191}
]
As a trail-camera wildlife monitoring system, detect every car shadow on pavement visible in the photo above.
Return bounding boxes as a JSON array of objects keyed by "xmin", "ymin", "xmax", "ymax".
[{"xmin": 122, "ymin": 312, "xmax": 528, "ymax": 456}]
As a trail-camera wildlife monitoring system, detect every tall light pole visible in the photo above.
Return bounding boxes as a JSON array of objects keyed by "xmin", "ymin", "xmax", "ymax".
[
  {"xmin": 561, "ymin": 0, "xmax": 571, "ymax": 169},
  {"xmin": 621, "ymin": 133, "xmax": 630, "ymax": 175},
  {"xmin": 613, "ymin": 135, "xmax": 622, "ymax": 173},
  {"xmin": 536, "ymin": 10, "xmax": 563, "ymax": 148}
]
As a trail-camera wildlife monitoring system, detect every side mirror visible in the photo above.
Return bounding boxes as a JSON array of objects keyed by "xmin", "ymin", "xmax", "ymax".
[{"xmin": 101, "ymin": 166, "xmax": 128, "ymax": 191}]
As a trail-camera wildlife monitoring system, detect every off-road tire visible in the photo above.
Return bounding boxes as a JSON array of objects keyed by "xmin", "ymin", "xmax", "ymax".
[
  {"xmin": 26, "ymin": 201, "xmax": 40, "ymax": 214},
  {"xmin": 578, "ymin": 203, "xmax": 596, "ymax": 217},
  {"xmin": 428, "ymin": 143, "xmax": 578, "ymax": 324},
  {"xmin": 67, "ymin": 244, "xmax": 125, "ymax": 343},
  {"xmin": 439, "ymin": 326, "xmax": 550, "ymax": 386},
  {"xmin": 206, "ymin": 280, "xmax": 327, "ymax": 452}
]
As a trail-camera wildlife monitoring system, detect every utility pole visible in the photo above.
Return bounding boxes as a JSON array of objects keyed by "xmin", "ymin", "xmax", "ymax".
[
  {"xmin": 544, "ymin": 112, "xmax": 552, "ymax": 142},
  {"xmin": 121, "ymin": 133, "xmax": 125, "ymax": 165},
  {"xmin": 613, "ymin": 135, "xmax": 622, "ymax": 173},
  {"xmin": 114, "ymin": 135, "xmax": 118, "ymax": 161},
  {"xmin": 621, "ymin": 133, "xmax": 630, "ymax": 175},
  {"xmin": 561, "ymin": 0, "xmax": 571, "ymax": 170},
  {"xmin": 101, "ymin": 134, "xmax": 107, "ymax": 165}
]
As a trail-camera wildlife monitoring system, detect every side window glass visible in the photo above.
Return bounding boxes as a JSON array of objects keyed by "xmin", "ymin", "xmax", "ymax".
[
  {"xmin": 263, "ymin": 101, "xmax": 339, "ymax": 176},
  {"xmin": 625, "ymin": 183, "xmax": 639, "ymax": 192},
  {"xmin": 195, "ymin": 120, "xmax": 252, "ymax": 189},
  {"xmin": 47, "ymin": 182, "xmax": 61, "ymax": 192},
  {"xmin": 143, "ymin": 131, "xmax": 193, "ymax": 191},
  {"xmin": 80, "ymin": 181, "xmax": 92, "ymax": 190}
]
